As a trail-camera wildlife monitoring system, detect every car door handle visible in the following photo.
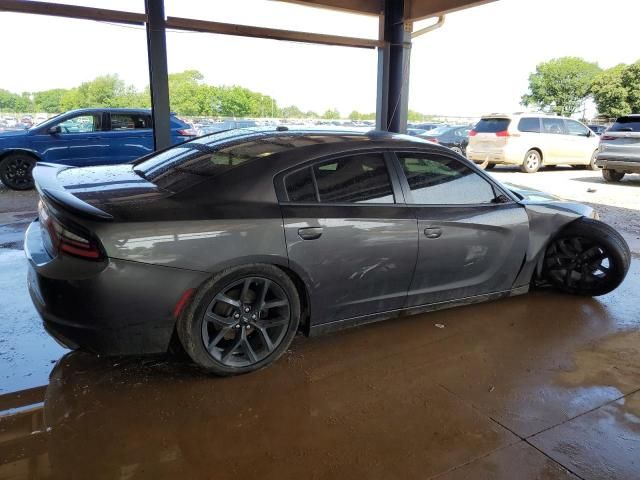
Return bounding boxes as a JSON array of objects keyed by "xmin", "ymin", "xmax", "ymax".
[
  {"xmin": 298, "ymin": 227, "xmax": 323, "ymax": 240},
  {"xmin": 424, "ymin": 227, "xmax": 442, "ymax": 239}
]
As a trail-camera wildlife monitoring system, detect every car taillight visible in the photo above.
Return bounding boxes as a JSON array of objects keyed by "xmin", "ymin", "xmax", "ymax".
[
  {"xmin": 495, "ymin": 130, "xmax": 510, "ymax": 137},
  {"xmin": 38, "ymin": 201, "xmax": 103, "ymax": 260},
  {"xmin": 177, "ymin": 128, "xmax": 197, "ymax": 136},
  {"xmin": 426, "ymin": 137, "xmax": 438, "ymax": 143},
  {"xmin": 601, "ymin": 135, "xmax": 617, "ymax": 141},
  {"xmin": 469, "ymin": 130, "xmax": 477, "ymax": 137}
]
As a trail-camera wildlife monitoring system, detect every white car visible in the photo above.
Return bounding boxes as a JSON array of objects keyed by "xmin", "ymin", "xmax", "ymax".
[{"xmin": 466, "ymin": 113, "xmax": 600, "ymax": 172}]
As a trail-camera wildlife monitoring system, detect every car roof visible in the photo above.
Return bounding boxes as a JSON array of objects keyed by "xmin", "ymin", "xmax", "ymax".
[
  {"xmin": 63, "ymin": 107, "xmax": 175, "ymax": 116},
  {"xmin": 480, "ymin": 113, "xmax": 572, "ymax": 120}
]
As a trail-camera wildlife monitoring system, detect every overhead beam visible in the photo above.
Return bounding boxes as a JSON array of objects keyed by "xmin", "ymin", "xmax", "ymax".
[
  {"xmin": 277, "ymin": 0, "xmax": 382, "ymax": 16},
  {"xmin": 406, "ymin": 0, "xmax": 496, "ymax": 21},
  {"xmin": 166, "ymin": 16, "xmax": 382, "ymax": 49},
  {"xmin": 0, "ymin": 0, "xmax": 145, "ymax": 24}
]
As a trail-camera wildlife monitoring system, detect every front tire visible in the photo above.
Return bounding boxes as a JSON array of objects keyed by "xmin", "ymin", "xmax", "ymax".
[
  {"xmin": 177, "ymin": 264, "xmax": 300, "ymax": 376},
  {"xmin": 0, "ymin": 153, "xmax": 36, "ymax": 190},
  {"xmin": 520, "ymin": 150, "xmax": 542, "ymax": 173},
  {"xmin": 602, "ymin": 169, "xmax": 625, "ymax": 182},
  {"xmin": 542, "ymin": 218, "xmax": 630, "ymax": 296}
]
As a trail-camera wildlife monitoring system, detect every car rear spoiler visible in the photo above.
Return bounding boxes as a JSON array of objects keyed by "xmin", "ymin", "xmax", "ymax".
[{"xmin": 33, "ymin": 163, "xmax": 114, "ymax": 221}]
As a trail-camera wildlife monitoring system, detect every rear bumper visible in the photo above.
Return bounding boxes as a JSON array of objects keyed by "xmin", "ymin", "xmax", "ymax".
[
  {"xmin": 595, "ymin": 157, "xmax": 640, "ymax": 173},
  {"xmin": 466, "ymin": 145, "xmax": 523, "ymax": 165},
  {"xmin": 25, "ymin": 220, "xmax": 209, "ymax": 355}
]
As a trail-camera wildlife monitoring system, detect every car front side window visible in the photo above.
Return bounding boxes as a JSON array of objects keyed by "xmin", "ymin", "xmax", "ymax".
[
  {"xmin": 398, "ymin": 153, "xmax": 497, "ymax": 205},
  {"xmin": 57, "ymin": 114, "xmax": 101, "ymax": 134},
  {"xmin": 565, "ymin": 120, "xmax": 590, "ymax": 137}
]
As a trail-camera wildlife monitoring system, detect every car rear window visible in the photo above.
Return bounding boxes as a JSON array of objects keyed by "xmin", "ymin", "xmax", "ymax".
[
  {"xmin": 610, "ymin": 117, "xmax": 640, "ymax": 132},
  {"xmin": 474, "ymin": 118, "xmax": 511, "ymax": 133},
  {"xmin": 517, "ymin": 117, "xmax": 541, "ymax": 133}
]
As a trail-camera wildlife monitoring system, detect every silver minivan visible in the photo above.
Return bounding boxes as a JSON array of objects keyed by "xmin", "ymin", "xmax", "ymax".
[
  {"xmin": 595, "ymin": 115, "xmax": 640, "ymax": 182},
  {"xmin": 466, "ymin": 113, "xmax": 600, "ymax": 173}
]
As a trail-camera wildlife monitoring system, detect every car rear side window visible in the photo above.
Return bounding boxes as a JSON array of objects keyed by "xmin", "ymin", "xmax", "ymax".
[
  {"xmin": 517, "ymin": 117, "xmax": 541, "ymax": 133},
  {"xmin": 111, "ymin": 113, "xmax": 152, "ymax": 130},
  {"xmin": 474, "ymin": 118, "xmax": 510, "ymax": 133},
  {"xmin": 285, "ymin": 153, "xmax": 395, "ymax": 204},
  {"xmin": 398, "ymin": 154, "xmax": 497, "ymax": 205},
  {"xmin": 286, "ymin": 168, "xmax": 316, "ymax": 202},
  {"xmin": 610, "ymin": 117, "xmax": 640, "ymax": 132}
]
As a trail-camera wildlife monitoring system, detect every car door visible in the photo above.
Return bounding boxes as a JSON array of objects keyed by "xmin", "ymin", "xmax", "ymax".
[
  {"xmin": 393, "ymin": 151, "xmax": 530, "ymax": 307},
  {"xmin": 564, "ymin": 119, "xmax": 597, "ymax": 164},
  {"xmin": 279, "ymin": 151, "xmax": 418, "ymax": 324},
  {"xmin": 33, "ymin": 112, "xmax": 107, "ymax": 166},
  {"xmin": 540, "ymin": 117, "xmax": 571, "ymax": 164},
  {"xmin": 102, "ymin": 112, "xmax": 154, "ymax": 163}
]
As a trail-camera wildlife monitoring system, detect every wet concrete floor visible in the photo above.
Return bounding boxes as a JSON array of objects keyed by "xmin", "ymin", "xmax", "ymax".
[{"xmin": 1, "ymin": 246, "xmax": 639, "ymax": 479}]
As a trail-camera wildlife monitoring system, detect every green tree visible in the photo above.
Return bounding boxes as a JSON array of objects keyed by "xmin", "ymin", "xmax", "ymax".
[
  {"xmin": 34, "ymin": 89, "xmax": 68, "ymax": 113},
  {"xmin": 323, "ymin": 108, "xmax": 340, "ymax": 119},
  {"xmin": 280, "ymin": 105, "xmax": 304, "ymax": 119},
  {"xmin": 621, "ymin": 61, "xmax": 640, "ymax": 113},
  {"xmin": 0, "ymin": 89, "xmax": 33, "ymax": 112},
  {"xmin": 591, "ymin": 64, "xmax": 630, "ymax": 118},
  {"xmin": 348, "ymin": 110, "xmax": 362, "ymax": 121},
  {"xmin": 521, "ymin": 57, "xmax": 601, "ymax": 116}
]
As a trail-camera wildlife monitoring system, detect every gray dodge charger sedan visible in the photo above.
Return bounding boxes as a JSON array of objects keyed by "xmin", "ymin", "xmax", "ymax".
[{"xmin": 25, "ymin": 128, "xmax": 630, "ymax": 375}]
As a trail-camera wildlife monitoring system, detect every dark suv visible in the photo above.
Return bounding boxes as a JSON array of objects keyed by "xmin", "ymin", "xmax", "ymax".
[
  {"xmin": 0, "ymin": 108, "xmax": 196, "ymax": 190},
  {"xmin": 596, "ymin": 115, "xmax": 640, "ymax": 182}
]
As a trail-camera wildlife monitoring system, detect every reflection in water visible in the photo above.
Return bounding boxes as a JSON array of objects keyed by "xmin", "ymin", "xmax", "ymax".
[{"xmin": 1, "ymin": 271, "xmax": 639, "ymax": 479}]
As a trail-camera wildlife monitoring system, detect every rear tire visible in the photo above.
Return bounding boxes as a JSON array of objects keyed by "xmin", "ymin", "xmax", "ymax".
[
  {"xmin": 177, "ymin": 264, "xmax": 300, "ymax": 376},
  {"xmin": 451, "ymin": 146, "xmax": 463, "ymax": 155},
  {"xmin": 542, "ymin": 218, "xmax": 630, "ymax": 296},
  {"xmin": 0, "ymin": 153, "xmax": 36, "ymax": 190},
  {"xmin": 521, "ymin": 149, "xmax": 541, "ymax": 173},
  {"xmin": 602, "ymin": 169, "xmax": 625, "ymax": 182}
]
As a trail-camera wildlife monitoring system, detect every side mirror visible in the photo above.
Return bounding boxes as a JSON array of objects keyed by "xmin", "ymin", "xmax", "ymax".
[{"xmin": 48, "ymin": 125, "xmax": 62, "ymax": 135}]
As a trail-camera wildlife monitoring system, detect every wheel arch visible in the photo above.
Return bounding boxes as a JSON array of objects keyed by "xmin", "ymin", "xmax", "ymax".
[
  {"xmin": 526, "ymin": 147, "xmax": 543, "ymax": 162},
  {"xmin": 0, "ymin": 149, "xmax": 42, "ymax": 163}
]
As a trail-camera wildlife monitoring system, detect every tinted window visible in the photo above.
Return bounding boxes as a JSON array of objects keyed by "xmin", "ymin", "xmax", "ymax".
[
  {"xmin": 399, "ymin": 154, "xmax": 496, "ymax": 205},
  {"xmin": 517, "ymin": 117, "xmax": 541, "ymax": 133},
  {"xmin": 542, "ymin": 118, "xmax": 567, "ymax": 135},
  {"xmin": 474, "ymin": 118, "xmax": 510, "ymax": 133},
  {"xmin": 57, "ymin": 114, "xmax": 101, "ymax": 134},
  {"xmin": 111, "ymin": 113, "xmax": 152, "ymax": 130},
  {"xmin": 313, "ymin": 154, "xmax": 394, "ymax": 204},
  {"xmin": 610, "ymin": 117, "xmax": 640, "ymax": 132},
  {"xmin": 286, "ymin": 168, "xmax": 316, "ymax": 202}
]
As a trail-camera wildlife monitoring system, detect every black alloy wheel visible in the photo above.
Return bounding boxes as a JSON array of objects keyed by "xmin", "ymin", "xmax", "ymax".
[
  {"xmin": 0, "ymin": 154, "xmax": 36, "ymax": 190},
  {"xmin": 178, "ymin": 264, "xmax": 300, "ymax": 375},
  {"xmin": 202, "ymin": 277, "xmax": 290, "ymax": 367},
  {"xmin": 542, "ymin": 219, "xmax": 630, "ymax": 296}
]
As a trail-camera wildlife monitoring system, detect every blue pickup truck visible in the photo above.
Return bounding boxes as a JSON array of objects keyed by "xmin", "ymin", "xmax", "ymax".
[{"xmin": 0, "ymin": 108, "xmax": 196, "ymax": 190}]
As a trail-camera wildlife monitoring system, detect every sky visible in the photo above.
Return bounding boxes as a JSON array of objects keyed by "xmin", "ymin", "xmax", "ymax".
[{"xmin": 1, "ymin": 0, "xmax": 639, "ymax": 117}]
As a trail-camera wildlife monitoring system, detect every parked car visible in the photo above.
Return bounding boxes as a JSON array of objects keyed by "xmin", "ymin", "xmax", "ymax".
[
  {"xmin": 199, "ymin": 120, "xmax": 259, "ymax": 135},
  {"xmin": 407, "ymin": 128, "xmax": 427, "ymax": 136},
  {"xmin": 595, "ymin": 114, "xmax": 640, "ymax": 182},
  {"xmin": 0, "ymin": 108, "xmax": 196, "ymax": 190},
  {"xmin": 587, "ymin": 124, "xmax": 608, "ymax": 136},
  {"xmin": 25, "ymin": 128, "xmax": 630, "ymax": 375},
  {"xmin": 411, "ymin": 122, "xmax": 443, "ymax": 131},
  {"xmin": 419, "ymin": 125, "xmax": 471, "ymax": 156},
  {"xmin": 466, "ymin": 114, "xmax": 600, "ymax": 172}
]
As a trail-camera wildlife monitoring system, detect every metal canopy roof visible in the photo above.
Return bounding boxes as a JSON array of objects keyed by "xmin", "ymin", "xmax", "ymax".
[
  {"xmin": 0, "ymin": 0, "xmax": 497, "ymax": 147},
  {"xmin": 281, "ymin": 0, "xmax": 495, "ymax": 21}
]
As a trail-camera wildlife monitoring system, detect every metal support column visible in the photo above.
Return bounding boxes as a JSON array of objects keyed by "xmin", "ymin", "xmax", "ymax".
[
  {"xmin": 145, "ymin": 0, "xmax": 171, "ymax": 150},
  {"xmin": 375, "ymin": 0, "xmax": 412, "ymax": 133}
]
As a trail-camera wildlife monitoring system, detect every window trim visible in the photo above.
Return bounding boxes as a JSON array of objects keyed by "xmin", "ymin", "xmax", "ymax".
[
  {"xmin": 390, "ymin": 150, "xmax": 517, "ymax": 207},
  {"xmin": 277, "ymin": 149, "xmax": 405, "ymax": 206},
  {"xmin": 517, "ymin": 117, "xmax": 542, "ymax": 134}
]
